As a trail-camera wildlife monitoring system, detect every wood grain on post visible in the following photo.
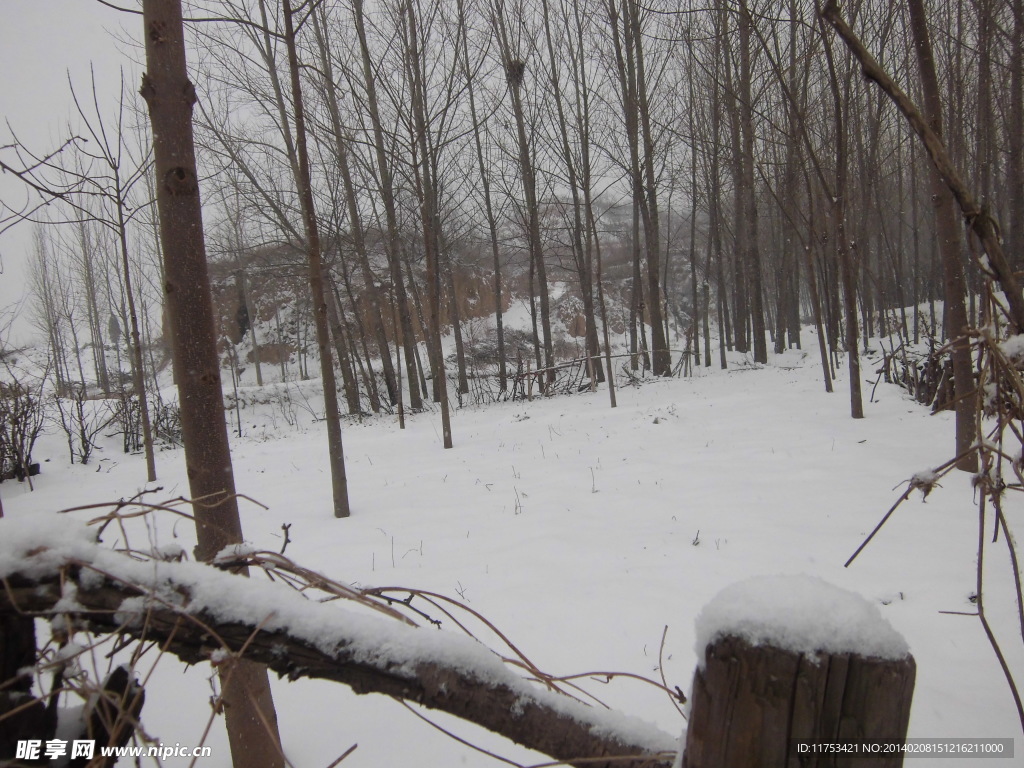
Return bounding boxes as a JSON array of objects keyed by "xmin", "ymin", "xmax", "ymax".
[{"xmin": 683, "ymin": 634, "xmax": 915, "ymax": 768}]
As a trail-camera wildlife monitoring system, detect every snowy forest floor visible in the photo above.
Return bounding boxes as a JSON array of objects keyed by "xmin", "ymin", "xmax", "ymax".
[{"xmin": 3, "ymin": 334, "xmax": 1021, "ymax": 766}]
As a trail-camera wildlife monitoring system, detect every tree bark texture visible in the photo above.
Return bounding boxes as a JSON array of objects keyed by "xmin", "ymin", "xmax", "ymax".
[{"xmin": 139, "ymin": 3, "xmax": 285, "ymax": 766}]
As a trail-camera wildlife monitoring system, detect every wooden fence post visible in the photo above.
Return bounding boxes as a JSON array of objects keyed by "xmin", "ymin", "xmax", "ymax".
[{"xmin": 684, "ymin": 576, "xmax": 916, "ymax": 768}]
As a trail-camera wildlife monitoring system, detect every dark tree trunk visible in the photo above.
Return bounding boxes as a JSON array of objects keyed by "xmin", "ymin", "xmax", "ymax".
[
  {"xmin": 282, "ymin": 0, "xmax": 352, "ymax": 514},
  {"xmin": 457, "ymin": 0, "xmax": 507, "ymax": 392},
  {"xmin": 907, "ymin": 0, "xmax": 977, "ymax": 471},
  {"xmin": 352, "ymin": 0, "xmax": 423, "ymax": 411},
  {"xmin": 492, "ymin": 6, "xmax": 556, "ymax": 386},
  {"xmin": 819, "ymin": 12, "xmax": 863, "ymax": 418},
  {"xmin": 738, "ymin": 0, "xmax": 767, "ymax": 364},
  {"xmin": 626, "ymin": 0, "xmax": 670, "ymax": 376},
  {"xmin": 404, "ymin": 0, "xmax": 452, "ymax": 448},
  {"xmin": 311, "ymin": 7, "xmax": 399, "ymax": 408}
]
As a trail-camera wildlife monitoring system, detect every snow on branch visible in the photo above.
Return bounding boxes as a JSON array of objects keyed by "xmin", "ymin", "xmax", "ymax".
[{"xmin": 0, "ymin": 513, "xmax": 677, "ymax": 768}]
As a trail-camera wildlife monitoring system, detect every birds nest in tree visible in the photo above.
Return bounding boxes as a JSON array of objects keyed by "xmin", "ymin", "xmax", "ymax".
[{"xmin": 505, "ymin": 59, "xmax": 525, "ymax": 87}]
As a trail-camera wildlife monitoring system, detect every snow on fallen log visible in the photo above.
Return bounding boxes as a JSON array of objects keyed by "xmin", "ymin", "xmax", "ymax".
[{"xmin": 0, "ymin": 512, "xmax": 677, "ymax": 768}]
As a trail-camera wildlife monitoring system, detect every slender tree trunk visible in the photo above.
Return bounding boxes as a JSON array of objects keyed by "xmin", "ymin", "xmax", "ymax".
[
  {"xmin": 570, "ymin": 0, "xmax": 616, "ymax": 406},
  {"xmin": 282, "ymin": 0, "xmax": 352, "ymax": 514},
  {"xmin": 721, "ymin": 9, "xmax": 749, "ymax": 354},
  {"xmin": 115, "ymin": 201, "xmax": 157, "ymax": 482},
  {"xmin": 325, "ymin": 274, "xmax": 363, "ymax": 415},
  {"xmin": 78, "ymin": 221, "xmax": 111, "ymax": 395},
  {"xmin": 540, "ymin": 0, "xmax": 602, "ymax": 382},
  {"xmin": 457, "ymin": 0, "xmax": 507, "ymax": 392},
  {"xmin": 402, "ymin": 3, "xmax": 453, "ymax": 449},
  {"xmin": 335, "ymin": 276, "xmax": 378, "ymax": 414},
  {"xmin": 352, "ymin": 0, "xmax": 423, "ymax": 411},
  {"xmin": 492, "ymin": 4, "xmax": 555, "ymax": 385},
  {"xmin": 627, "ymin": 0, "xmax": 670, "ymax": 375},
  {"xmin": 447, "ymin": 266, "xmax": 470, "ymax": 396},
  {"xmin": 738, "ymin": 0, "xmax": 767, "ymax": 363},
  {"xmin": 819, "ymin": 13, "xmax": 862, "ymax": 418},
  {"xmin": 907, "ymin": 0, "xmax": 976, "ymax": 470},
  {"xmin": 1008, "ymin": 0, "xmax": 1024, "ymax": 271},
  {"xmin": 310, "ymin": 7, "xmax": 398, "ymax": 407}
]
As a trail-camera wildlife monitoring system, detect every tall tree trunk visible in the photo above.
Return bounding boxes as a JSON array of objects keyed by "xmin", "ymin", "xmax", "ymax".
[
  {"xmin": 457, "ymin": 0, "xmax": 507, "ymax": 392},
  {"xmin": 626, "ymin": 0, "xmax": 670, "ymax": 375},
  {"xmin": 738, "ymin": 0, "xmax": 767, "ymax": 364},
  {"xmin": 402, "ymin": 2, "xmax": 452, "ymax": 448},
  {"xmin": 139, "ymin": 3, "xmax": 284, "ymax": 766},
  {"xmin": 492, "ymin": 3, "xmax": 556, "ymax": 385},
  {"xmin": 569, "ymin": 0, "xmax": 616, "ymax": 406},
  {"xmin": 352, "ymin": 0, "xmax": 423, "ymax": 411},
  {"xmin": 114, "ymin": 199, "xmax": 157, "ymax": 482},
  {"xmin": 1007, "ymin": 0, "xmax": 1024, "ymax": 272},
  {"xmin": 907, "ymin": 0, "xmax": 976, "ymax": 470},
  {"xmin": 310, "ymin": 7, "xmax": 399, "ymax": 407},
  {"xmin": 819, "ymin": 12, "xmax": 863, "ymax": 418},
  {"xmin": 608, "ymin": 0, "xmax": 645, "ymax": 370},
  {"xmin": 721, "ymin": 8, "xmax": 749, "ymax": 354},
  {"xmin": 281, "ymin": 0, "xmax": 353, "ymax": 513},
  {"xmin": 540, "ymin": 0, "xmax": 603, "ymax": 382}
]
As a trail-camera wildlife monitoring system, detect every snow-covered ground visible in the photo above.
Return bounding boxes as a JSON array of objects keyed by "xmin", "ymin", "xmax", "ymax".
[{"xmin": 3, "ymin": 338, "xmax": 1020, "ymax": 766}]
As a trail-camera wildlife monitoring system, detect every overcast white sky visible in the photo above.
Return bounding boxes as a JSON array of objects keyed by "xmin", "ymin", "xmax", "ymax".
[{"xmin": 1, "ymin": 0, "xmax": 143, "ymax": 343}]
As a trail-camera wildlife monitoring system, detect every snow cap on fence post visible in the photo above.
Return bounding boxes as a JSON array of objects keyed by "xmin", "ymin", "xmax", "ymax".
[{"xmin": 694, "ymin": 574, "xmax": 910, "ymax": 664}]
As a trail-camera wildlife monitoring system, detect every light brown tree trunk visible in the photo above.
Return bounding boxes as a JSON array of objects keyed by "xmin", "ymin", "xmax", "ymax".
[{"xmin": 138, "ymin": 2, "xmax": 284, "ymax": 765}]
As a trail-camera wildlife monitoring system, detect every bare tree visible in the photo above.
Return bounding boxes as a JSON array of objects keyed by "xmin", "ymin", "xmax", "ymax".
[
  {"xmin": 281, "ymin": 0, "xmax": 354, "ymax": 511},
  {"xmin": 906, "ymin": 0, "xmax": 976, "ymax": 470},
  {"xmin": 0, "ymin": 73, "xmax": 159, "ymax": 479},
  {"xmin": 491, "ymin": 0, "xmax": 556, "ymax": 386},
  {"xmin": 351, "ymin": 0, "xmax": 425, "ymax": 411}
]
